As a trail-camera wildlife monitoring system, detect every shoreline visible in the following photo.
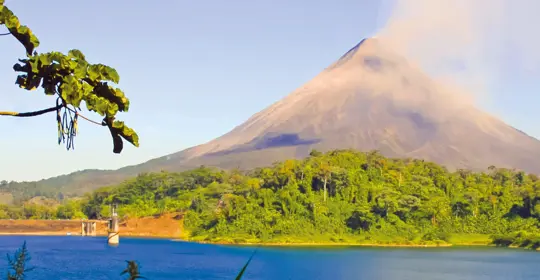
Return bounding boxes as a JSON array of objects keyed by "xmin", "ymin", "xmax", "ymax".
[
  {"xmin": 0, "ymin": 232, "xmax": 179, "ymax": 239},
  {"xmin": 0, "ymin": 232, "xmax": 458, "ymax": 248},
  {"xmin": 187, "ymin": 240, "xmax": 540, "ymax": 251},
  {"xmin": 1, "ymin": 232, "xmax": 538, "ymax": 251},
  {"xmin": 0, "ymin": 231, "xmax": 459, "ymax": 247},
  {"xmin": 0, "ymin": 232, "xmax": 76, "ymax": 236},
  {"xmin": 185, "ymin": 240, "xmax": 456, "ymax": 248}
]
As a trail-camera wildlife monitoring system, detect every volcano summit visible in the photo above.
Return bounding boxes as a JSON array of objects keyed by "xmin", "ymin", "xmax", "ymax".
[{"xmin": 143, "ymin": 38, "xmax": 540, "ymax": 174}]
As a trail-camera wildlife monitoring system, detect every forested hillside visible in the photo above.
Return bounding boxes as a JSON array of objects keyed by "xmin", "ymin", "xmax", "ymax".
[
  {"xmin": 0, "ymin": 169, "xmax": 127, "ymax": 204},
  {"xmin": 1, "ymin": 150, "xmax": 539, "ymax": 247}
]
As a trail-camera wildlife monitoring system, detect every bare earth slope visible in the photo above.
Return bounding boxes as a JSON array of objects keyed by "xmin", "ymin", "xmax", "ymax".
[{"xmin": 9, "ymin": 38, "xmax": 540, "ymax": 196}]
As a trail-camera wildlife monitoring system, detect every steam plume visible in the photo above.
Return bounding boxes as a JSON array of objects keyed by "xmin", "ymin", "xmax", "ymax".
[{"xmin": 376, "ymin": 0, "xmax": 540, "ymax": 102}]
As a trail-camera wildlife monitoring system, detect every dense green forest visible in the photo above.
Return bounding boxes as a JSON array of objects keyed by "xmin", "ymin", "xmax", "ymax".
[{"xmin": 2, "ymin": 150, "xmax": 539, "ymax": 249}]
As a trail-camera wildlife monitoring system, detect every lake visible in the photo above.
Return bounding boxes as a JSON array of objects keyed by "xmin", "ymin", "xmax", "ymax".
[{"xmin": 0, "ymin": 236, "xmax": 538, "ymax": 280}]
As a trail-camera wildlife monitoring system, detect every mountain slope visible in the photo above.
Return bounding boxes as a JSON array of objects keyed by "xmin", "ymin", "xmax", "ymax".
[
  {"xmin": 146, "ymin": 38, "xmax": 540, "ymax": 173},
  {"xmin": 5, "ymin": 37, "xmax": 540, "ymax": 198}
]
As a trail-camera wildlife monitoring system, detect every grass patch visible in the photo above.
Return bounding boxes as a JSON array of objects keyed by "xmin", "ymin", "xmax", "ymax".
[{"xmin": 449, "ymin": 234, "xmax": 491, "ymax": 245}]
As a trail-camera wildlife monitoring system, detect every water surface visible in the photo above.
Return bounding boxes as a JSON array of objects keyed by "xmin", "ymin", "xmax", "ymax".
[{"xmin": 0, "ymin": 236, "xmax": 538, "ymax": 280}]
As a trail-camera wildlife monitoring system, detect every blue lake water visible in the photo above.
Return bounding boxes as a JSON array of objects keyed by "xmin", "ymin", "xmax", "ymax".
[{"xmin": 0, "ymin": 236, "xmax": 538, "ymax": 280}]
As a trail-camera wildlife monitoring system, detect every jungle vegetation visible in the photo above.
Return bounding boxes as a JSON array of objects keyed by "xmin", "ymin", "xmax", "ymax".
[{"xmin": 2, "ymin": 149, "xmax": 539, "ymax": 249}]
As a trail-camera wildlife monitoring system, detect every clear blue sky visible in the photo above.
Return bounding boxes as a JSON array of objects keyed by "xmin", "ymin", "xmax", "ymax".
[{"xmin": 1, "ymin": 0, "xmax": 539, "ymax": 181}]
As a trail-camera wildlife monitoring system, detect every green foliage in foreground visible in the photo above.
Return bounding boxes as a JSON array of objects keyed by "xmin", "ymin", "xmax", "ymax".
[
  {"xmin": 1, "ymin": 1, "xmax": 139, "ymax": 153},
  {"xmin": 3, "ymin": 242, "xmax": 147, "ymax": 280},
  {"xmin": 6, "ymin": 241, "xmax": 33, "ymax": 280},
  {"xmin": 3, "ymin": 242, "xmax": 252, "ymax": 280}
]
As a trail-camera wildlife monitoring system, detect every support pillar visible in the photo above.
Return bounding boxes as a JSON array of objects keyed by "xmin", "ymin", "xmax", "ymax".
[
  {"xmin": 81, "ymin": 221, "xmax": 97, "ymax": 236},
  {"xmin": 107, "ymin": 203, "xmax": 120, "ymax": 245}
]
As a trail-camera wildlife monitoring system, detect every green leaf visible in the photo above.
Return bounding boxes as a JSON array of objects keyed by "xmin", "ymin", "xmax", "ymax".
[
  {"xmin": 81, "ymin": 82, "xmax": 93, "ymax": 97},
  {"xmin": 68, "ymin": 49, "xmax": 85, "ymax": 60},
  {"xmin": 93, "ymin": 84, "xmax": 129, "ymax": 112},
  {"xmin": 38, "ymin": 55, "xmax": 52, "ymax": 66},
  {"xmin": 107, "ymin": 102, "xmax": 119, "ymax": 116},
  {"xmin": 0, "ymin": 6, "xmax": 40, "ymax": 55},
  {"xmin": 112, "ymin": 120, "xmax": 139, "ymax": 148},
  {"xmin": 87, "ymin": 64, "xmax": 120, "ymax": 83},
  {"xmin": 104, "ymin": 67, "xmax": 120, "ymax": 84},
  {"xmin": 60, "ymin": 75, "xmax": 83, "ymax": 107},
  {"xmin": 84, "ymin": 94, "xmax": 97, "ymax": 112},
  {"xmin": 94, "ymin": 97, "xmax": 110, "ymax": 116},
  {"xmin": 73, "ymin": 60, "xmax": 88, "ymax": 79},
  {"xmin": 106, "ymin": 119, "xmax": 124, "ymax": 154},
  {"xmin": 48, "ymin": 51, "xmax": 65, "ymax": 62},
  {"xmin": 104, "ymin": 118, "xmax": 138, "ymax": 154},
  {"xmin": 87, "ymin": 65, "xmax": 101, "ymax": 81},
  {"xmin": 68, "ymin": 59, "xmax": 78, "ymax": 70},
  {"xmin": 28, "ymin": 58, "xmax": 39, "ymax": 74},
  {"xmin": 115, "ymin": 88, "xmax": 130, "ymax": 111}
]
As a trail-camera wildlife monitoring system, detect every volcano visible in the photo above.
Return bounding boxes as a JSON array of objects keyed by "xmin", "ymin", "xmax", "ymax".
[
  {"xmin": 141, "ymin": 38, "xmax": 540, "ymax": 174},
  {"xmin": 13, "ymin": 37, "xmax": 540, "ymax": 197}
]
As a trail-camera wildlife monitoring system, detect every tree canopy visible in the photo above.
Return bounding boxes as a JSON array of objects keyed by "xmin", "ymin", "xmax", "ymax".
[
  {"xmin": 3, "ymin": 149, "xmax": 538, "ymax": 249},
  {"xmin": 0, "ymin": 1, "xmax": 138, "ymax": 153}
]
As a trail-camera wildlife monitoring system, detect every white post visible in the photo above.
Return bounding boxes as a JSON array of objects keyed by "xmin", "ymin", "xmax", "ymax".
[{"xmin": 107, "ymin": 203, "xmax": 120, "ymax": 245}]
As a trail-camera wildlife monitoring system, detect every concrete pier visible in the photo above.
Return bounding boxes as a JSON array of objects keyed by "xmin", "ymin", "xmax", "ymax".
[
  {"xmin": 81, "ymin": 221, "xmax": 96, "ymax": 236},
  {"xmin": 107, "ymin": 203, "xmax": 119, "ymax": 245}
]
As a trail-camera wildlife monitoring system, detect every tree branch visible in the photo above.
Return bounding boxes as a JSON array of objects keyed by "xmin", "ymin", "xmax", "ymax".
[
  {"xmin": 0, "ymin": 32, "xmax": 11, "ymax": 36},
  {"xmin": 0, "ymin": 104, "xmax": 105, "ymax": 126},
  {"xmin": 0, "ymin": 104, "xmax": 62, "ymax": 117}
]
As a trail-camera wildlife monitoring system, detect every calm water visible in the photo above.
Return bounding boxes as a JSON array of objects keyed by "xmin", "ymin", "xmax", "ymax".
[{"xmin": 0, "ymin": 236, "xmax": 538, "ymax": 280}]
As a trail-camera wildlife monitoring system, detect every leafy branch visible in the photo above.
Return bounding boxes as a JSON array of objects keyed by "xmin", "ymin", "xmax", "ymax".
[
  {"xmin": 0, "ymin": 1, "xmax": 139, "ymax": 153},
  {"xmin": 6, "ymin": 241, "xmax": 33, "ymax": 280}
]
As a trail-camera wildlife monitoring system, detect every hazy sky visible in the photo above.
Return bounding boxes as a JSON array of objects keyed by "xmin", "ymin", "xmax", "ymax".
[{"xmin": 1, "ymin": 0, "xmax": 539, "ymax": 181}]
